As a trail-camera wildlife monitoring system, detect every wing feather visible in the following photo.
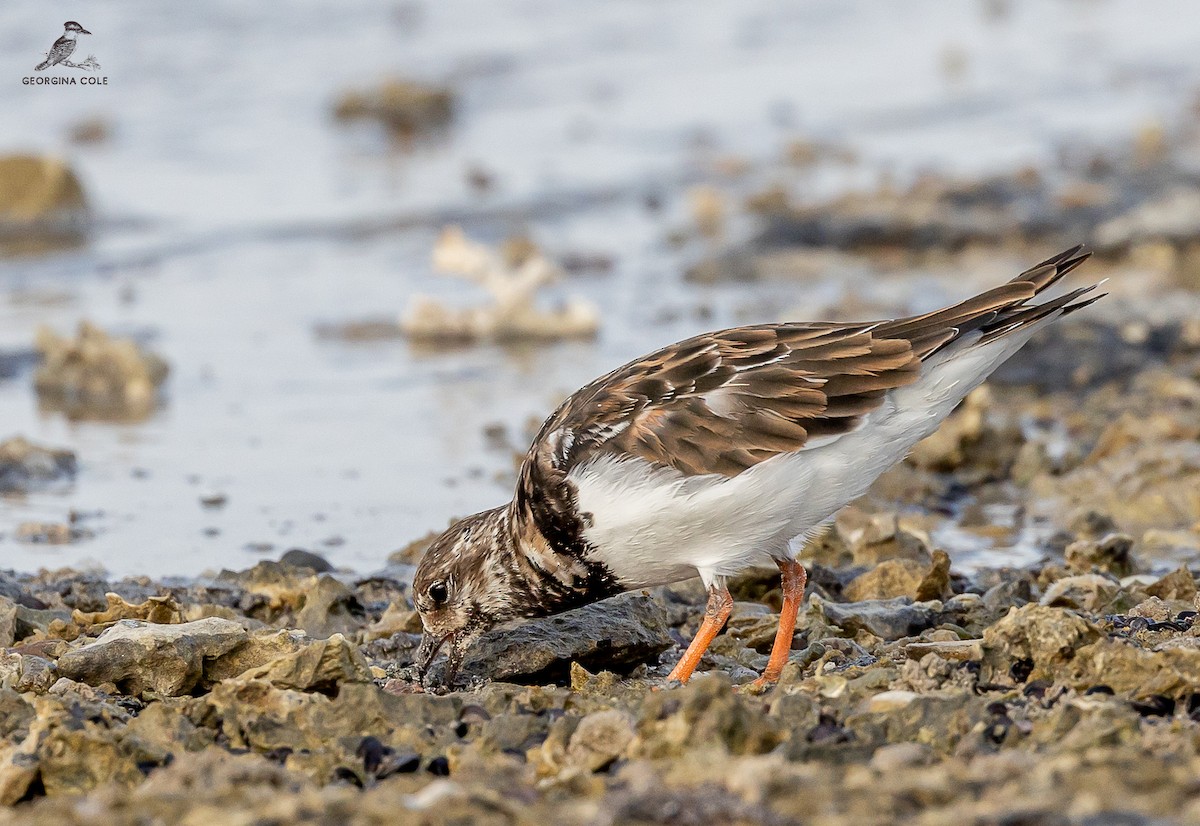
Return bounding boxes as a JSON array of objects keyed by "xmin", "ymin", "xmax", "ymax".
[{"xmin": 519, "ymin": 247, "xmax": 1097, "ymax": 487}]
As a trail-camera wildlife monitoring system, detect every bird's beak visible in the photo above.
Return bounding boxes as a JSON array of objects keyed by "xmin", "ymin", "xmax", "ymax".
[
  {"xmin": 79, "ymin": 28, "xmax": 91, "ymax": 35},
  {"xmin": 413, "ymin": 631, "xmax": 449, "ymax": 679},
  {"xmin": 441, "ymin": 633, "xmax": 471, "ymax": 687},
  {"xmin": 413, "ymin": 629, "xmax": 473, "ymax": 692}
]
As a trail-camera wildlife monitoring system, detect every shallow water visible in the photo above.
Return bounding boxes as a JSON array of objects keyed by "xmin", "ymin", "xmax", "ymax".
[{"xmin": 2, "ymin": 0, "xmax": 1199, "ymax": 576}]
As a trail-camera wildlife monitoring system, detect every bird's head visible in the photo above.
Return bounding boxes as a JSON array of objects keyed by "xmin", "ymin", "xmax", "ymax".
[
  {"xmin": 410, "ymin": 506, "xmax": 522, "ymax": 689},
  {"xmin": 64, "ymin": 22, "xmax": 91, "ymax": 34}
]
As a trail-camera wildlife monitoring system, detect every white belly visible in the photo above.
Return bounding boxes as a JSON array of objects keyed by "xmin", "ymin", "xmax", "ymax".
[{"xmin": 568, "ymin": 326, "xmax": 1042, "ymax": 589}]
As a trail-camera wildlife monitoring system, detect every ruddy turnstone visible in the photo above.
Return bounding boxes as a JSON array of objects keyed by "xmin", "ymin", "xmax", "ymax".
[{"xmin": 411, "ymin": 246, "xmax": 1101, "ymax": 690}]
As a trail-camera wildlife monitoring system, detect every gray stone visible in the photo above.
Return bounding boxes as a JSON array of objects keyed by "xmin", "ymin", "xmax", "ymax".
[
  {"xmin": 0, "ymin": 597, "xmax": 14, "ymax": 648},
  {"xmin": 13, "ymin": 604, "xmax": 71, "ymax": 640},
  {"xmin": 278, "ymin": 548, "xmax": 333, "ymax": 573},
  {"xmin": 0, "ymin": 437, "xmax": 76, "ymax": 494},
  {"xmin": 904, "ymin": 639, "xmax": 983, "ymax": 662},
  {"xmin": 431, "ymin": 593, "xmax": 672, "ymax": 684},
  {"xmin": 56, "ymin": 617, "xmax": 247, "ymax": 696},
  {"xmin": 821, "ymin": 597, "xmax": 941, "ymax": 640},
  {"xmin": 14, "ymin": 655, "xmax": 54, "ymax": 693},
  {"xmin": 0, "ymin": 653, "xmax": 53, "ymax": 694}
]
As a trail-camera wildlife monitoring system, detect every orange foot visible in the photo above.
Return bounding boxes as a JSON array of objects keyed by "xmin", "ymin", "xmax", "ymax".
[
  {"xmin": 745, "ymin": 558, "xmax": 807, "ymax": 693},
  {"xmin": 663, "ymin": 584, "xmax": 733, "ymax": 684}
]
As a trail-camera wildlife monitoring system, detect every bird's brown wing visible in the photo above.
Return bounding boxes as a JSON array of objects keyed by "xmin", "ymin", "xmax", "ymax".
[{"xmin": 521, "ymin": 246, "xmax": 1096, "ymax": 484}]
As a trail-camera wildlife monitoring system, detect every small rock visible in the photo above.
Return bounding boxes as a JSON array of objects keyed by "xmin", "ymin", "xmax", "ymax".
[
  {"xmin": 565, "ymin": 710, "xmax": 634, "ymax": 773},
  {"xmin": 688, "ymin": 186, "xmax": 726, "ymax": 239},
  {"xmin": 1145, "ymin": 567, "xmax": 1197, "ymax": 602},
  {"xmin": 199, "ymin": 492, "xmax": 228, "ymax": 509},
  {"xmin": 0, "ymin": 437, "xmax": 77, "ymax": 494},
  {"xmin": 235, "ymin": 634, "xmax": 372, "ymax": 692},
  {"xmin": 72, "ymin": 593, "xmax": 183, "ymax": 626},
  {"xmin": 400, "ymin": 227, "xmax": 599, "ymax": 344},
  {"xmin": 430, "ymin": 593, "xmax": 671, "ymax": 685},
  {"xmin": 1065, "ymin": 638, "xmax": 1200, "ymax": 697},
  {"xmin": 205, "ymin": 629, "xmax": 306, "ymax": 683},
  {"xmin": 633, "ymin": 675, "xmax": 781, "ymax": 757},
  {"xmin": 56, "ymin": 617, "xmax": 247, "ymax": 696},
  {"xmin": 820, "ymin": 597, "xmax": 941, "ymax": 640},
  {"xmin": 332, "ymin": 78, "xmax": 454, "ymax": 135},
  {"xmin": 944, "ymin": 593, "xmax": 982, "ymax": 612},
  {"xmin": 34, "ymin": 322, "xmax": 169, "ymax": 421},
  {"xmin": 387, "ymin": 531, "xmax": 440, "ymax": 566},
  {"xmin": 67, "ymin": 117, "xmax": 112, "ymax": 145},
  {"xmin": 1064, "ymin": 533, "xmax": 1135, "ymax": 577},
  {"xmin": 863, "ymin": 690, "xmax": 919, "ymax": 713},
  {"xmin": 220, "ymin": 562, "xmax": 364, "ymax": 639},
  {"xmin": 11, "ymin": 655, "xmax": 54, "ymax": 693},
  {"xmin": 1128, "ymin": 596, "xmax": 1172, "ymax": 622},
  {"xmin": 279, "ymin": 548, "xmax": 333, "ymax": 573},
  {"xmin": 0, "ymin": 598, "xmax": 15, "ymax": 647},
  {"xmin": 905, "ymin": 639, "xmax": 983, "ymax": 662},
  {"xmin": 13, "ymin": 604, "xmax": 71, "ymax": 639},
  {"xmin": 981, "ymin": 577, "xmax": 1035, "ymax": 613},
  {"xmin": 1039, "ymin": 574, "xmax": 1119, "ymax": 612},
  {"xmin": 916, "ymin": 551, "xmax": 953, "ymax": 602},
  {"xmin": 0, "ymin": 348, "xmax": 38, "ymax": 381},
  {"xmin": 844, "ymin": 559, "xmax": 926, "ymax": 602},
  {"xmin": 0, "ymin": 720, "xmax": 42, "ymax": 804},
  {"xmin": 844, "ymin": 551, "xmax": 952, "ymax": 602},
  {"xmin": 295, "ymin": 575, "xmax": 363, "ymax": 639},
  {"xmin": 0, "ymin": 154, "xmax": 87, "ymax": 222},
  {"xmin": 364, "ymin": 602, "xmax": 422, "ymax": 641},
  {"xmin": 14, "ymin": 521, "xmax": 85, "ymax": 544},
  {"xmin": 981, "ymin": 604, "xmax": 1101, "ymax": 685}
]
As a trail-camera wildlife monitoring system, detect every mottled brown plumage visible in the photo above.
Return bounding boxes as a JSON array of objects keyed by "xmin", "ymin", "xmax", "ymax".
[{"xmin": 518, "ymin": 245, "xmax": 1093, "ymax": 484}]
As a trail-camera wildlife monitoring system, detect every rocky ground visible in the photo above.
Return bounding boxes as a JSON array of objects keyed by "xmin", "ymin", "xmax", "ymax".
[{"xmin": 2, "ymin": 314, "xmax": 1200, "ymax": 825}]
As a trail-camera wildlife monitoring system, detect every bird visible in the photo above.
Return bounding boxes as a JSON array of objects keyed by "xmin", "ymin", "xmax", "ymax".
[
  {"xmin": 410, "ymin": 246, "xmax": 1101, "ymax": 691},
  {"xmin": 35, "ymin": 21, "xmax": 91, "ymax": 71}
]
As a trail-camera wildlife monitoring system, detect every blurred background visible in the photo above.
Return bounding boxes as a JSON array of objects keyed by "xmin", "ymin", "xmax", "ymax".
[{"xmin": 2, "ymin": 0, "xmax": 1200, "ymax": 577}]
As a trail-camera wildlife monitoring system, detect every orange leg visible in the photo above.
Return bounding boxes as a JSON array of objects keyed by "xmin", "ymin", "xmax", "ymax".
[
  {"xmin": 749, "ymin": 559, "xmax": 808, "ymax": 690},
  {"xmin": 665, "ymin": 584, "xmax": 733, "ymax": 684}
]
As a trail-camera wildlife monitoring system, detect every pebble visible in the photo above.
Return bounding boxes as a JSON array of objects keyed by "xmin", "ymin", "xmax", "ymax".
[
  {"xmin": 864, "ymin": 690, "xmax": 920, "ymax": 713},
  {"xmin": 904, "ymin": 639, "xmax": 983, "ymax": 662}
]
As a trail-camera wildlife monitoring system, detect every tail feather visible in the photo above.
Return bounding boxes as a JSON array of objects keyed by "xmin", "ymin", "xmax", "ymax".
[
  {"xmin": 880, "ymin": 245, "xmax": 1100, "ymax": 358},
  {"xmin": 1009, "ymin": 244, "xmax": 1086, "ymax": 292},
  {"xmin": 880, "ymin": 282, "xmax": 1035, "ymax": 341},
  {"xmin": 978, "ymin": 282, "xmax": 1104, "ymax": 345}
]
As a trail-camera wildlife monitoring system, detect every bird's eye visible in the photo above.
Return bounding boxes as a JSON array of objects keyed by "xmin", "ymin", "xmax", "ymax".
[{"xmin": 427, "ymin": 580, "xmax": 449, "ymax": 606}]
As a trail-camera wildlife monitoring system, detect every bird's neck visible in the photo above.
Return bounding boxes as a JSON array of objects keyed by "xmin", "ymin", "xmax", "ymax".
[
  {"xmin": 62, "ymin": 31, "xmax": 78, "ymax": 40},
  {"xmin": 501, "ymin": 497, "xmax": 622, "ymax": 617}
]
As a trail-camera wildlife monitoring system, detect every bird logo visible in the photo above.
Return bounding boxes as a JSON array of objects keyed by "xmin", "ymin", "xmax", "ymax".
[{"xmin": 35, "ymin": 21, "xmax": 101, "ymax": 72}]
